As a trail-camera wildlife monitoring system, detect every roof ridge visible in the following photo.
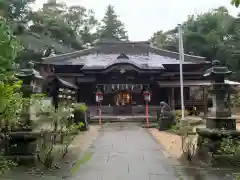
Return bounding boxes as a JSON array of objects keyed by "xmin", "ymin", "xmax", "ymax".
[
  {"xmin": 42, "ymin": 47, "xmax": 96, "ymax": 60},
  {"xmin": 41, "ymin": 40, "xmax": 207, "ymax": 63},
  {"xmin": 148, "ymin": 44, "xmax": 206, "ymax": 61}
]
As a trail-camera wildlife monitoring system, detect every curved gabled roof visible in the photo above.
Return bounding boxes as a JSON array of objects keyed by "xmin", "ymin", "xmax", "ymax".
[
  {"xmin": 41, "ymin": 38, "xmax": 207, "ymax": 66},
  {"xmin": 81, "ymin": 53, "xmax": 165, "ymax": 70}
]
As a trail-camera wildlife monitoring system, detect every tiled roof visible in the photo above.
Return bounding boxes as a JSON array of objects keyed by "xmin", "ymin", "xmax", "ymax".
[
  {"xmin": 41, "ymin": 39, "xmax": 208, "ymax": 68},
  {"xmin": 80, "ymin": 53, "xmax": 193, "ymax": 69}
]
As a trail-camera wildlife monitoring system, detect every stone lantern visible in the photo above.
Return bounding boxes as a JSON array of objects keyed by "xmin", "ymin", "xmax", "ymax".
[
  {"xmin": 197, "ymin": 60, "xmax": 240, "ymax": 153},
  {"xmin": 15, "ymin": 62, "xmax": 43, "ymax": 128},
  {"xmin": 203, "ymin": 60, "xmax": 234, "ymax": 130},
  {"xmin": 16, "ymin": 62, "xmax": 43, "ymax": 95},
  {"xmin": 3, "ymin": 62, "xmax": 44, "ymax": 161}
]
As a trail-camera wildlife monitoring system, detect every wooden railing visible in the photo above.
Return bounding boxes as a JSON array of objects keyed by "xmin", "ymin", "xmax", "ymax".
[
  {"xmin": 87, "ymin": 100, "xmax": 213, "ymax": 116},
  {"xmin": 175, "ymin": 100, "xmax": 212, "ymax": 109}
]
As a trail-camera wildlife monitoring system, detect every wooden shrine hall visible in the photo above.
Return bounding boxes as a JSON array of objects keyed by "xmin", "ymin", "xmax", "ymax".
[{"xmin": 38, "ymin": 38, "xmax": 235, "ymax": 115}]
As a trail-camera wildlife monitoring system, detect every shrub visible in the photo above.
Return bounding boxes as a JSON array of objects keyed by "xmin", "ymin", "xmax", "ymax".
[
  {"xmin": 175, "ymin": 110, "xmax": 189, "ymax": 122},
  {"xmin": 75, "ymin": 103, "xmax": 88, "ymax": 112},
  {"xmin": 218, "ymin": 136, "xmax": 240, "ymax": 156}
]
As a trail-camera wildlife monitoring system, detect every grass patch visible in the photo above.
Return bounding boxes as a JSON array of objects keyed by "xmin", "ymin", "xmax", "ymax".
[{"xmin": 71, "ymin": 151, "xmax": 93, "ymax": 174}]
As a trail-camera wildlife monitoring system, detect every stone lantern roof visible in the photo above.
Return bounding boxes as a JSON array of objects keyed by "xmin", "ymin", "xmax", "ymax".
[
  {"xmin": 203, "ymin": 60, "xmax": 232, "ymax": 77},
  {"xmin": 15, "ymin": 62, "xmax": 43, "ymax": 80}
]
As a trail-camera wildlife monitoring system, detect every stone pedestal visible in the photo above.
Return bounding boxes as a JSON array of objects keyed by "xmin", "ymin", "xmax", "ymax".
[
  {"xmin": 205, "ymin": 117, "xmax": 236, "ymax": 130},
  {"xmin": 196, "ymin": 60, "xmax": 240, "ymax": 155},
  {"xmin": 13, "ymin": 62, "xmax": 43, "ymax": 164}
]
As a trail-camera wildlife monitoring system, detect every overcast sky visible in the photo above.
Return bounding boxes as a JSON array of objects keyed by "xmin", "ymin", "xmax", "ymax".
[{"xmin": 34, "ymin": 0, "xmax": 239, "ymax": 41}]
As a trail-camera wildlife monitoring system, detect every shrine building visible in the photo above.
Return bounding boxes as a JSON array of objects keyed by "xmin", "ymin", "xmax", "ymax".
[{"xmin": 39, "ymin": 38, "xmax": 214, "ymax": 115}]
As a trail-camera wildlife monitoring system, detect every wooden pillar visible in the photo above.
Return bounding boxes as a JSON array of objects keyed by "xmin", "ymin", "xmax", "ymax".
[
  {"xmin": 227, "ymin": 92, "xmax": 231, "ymax": 115},
  {"xmin": 203, "ymin": 86, "xmax": 208, "ymax": 117},
  {"xmin": 168, "ymin": 88, "xmax": 171, "ymax": 105},
  {"xmin": 171, "ymin": 87, "xmax": 175, "ymax": 110}
]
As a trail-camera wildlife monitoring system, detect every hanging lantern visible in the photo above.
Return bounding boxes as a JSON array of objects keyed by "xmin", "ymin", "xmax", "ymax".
[
  {"xmin": 96, "ymin": 91, "xmax": 103, "ymax": 102},
  {"xmin": 143, "ymin": 90, "xmax": 151, "ymax": 102}
]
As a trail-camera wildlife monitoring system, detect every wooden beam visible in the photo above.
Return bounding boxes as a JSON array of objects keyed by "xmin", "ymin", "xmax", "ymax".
[
  {"xmin": 203, "ymin": 86, "xmax": 208, "ymax": 117},
  {"xmin": 171, "ymin": 87, "xmax": 175, "ymax": 110}
]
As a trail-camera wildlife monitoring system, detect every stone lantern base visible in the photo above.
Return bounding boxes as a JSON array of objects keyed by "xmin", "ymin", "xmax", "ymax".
[
  {"xmin": 205, "ymin": 117, "xmax": 236, "ymax": 130},
  {"xmin": 196, "ymin": 117, "xmax": 240, "ymax": 166},
  {"xmin": 196, "ymin": 116, "xmax": 239, "ymax": 152}
]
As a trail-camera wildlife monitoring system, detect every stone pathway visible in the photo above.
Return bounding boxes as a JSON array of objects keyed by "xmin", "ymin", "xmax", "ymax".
[
  {"xmin": 3, "ymin": 123, "xmax": 239, "ymax": 180},
  {"xmin": 70, "ymin": 123, "xmax": 184, "ymax": 180}
]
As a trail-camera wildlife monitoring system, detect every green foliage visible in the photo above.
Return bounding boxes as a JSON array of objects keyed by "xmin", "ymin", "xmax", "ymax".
[
  {"xmin": 165, "ymin": 110, "xmax": 188, "ymax": 134},
  {"xmin": 175, "ymin": 109, "xmax": 189, "ymax": 122},
  {"xmin": 231, "ymin": 93, "xmax": 240, "ymax": 107},
  {"xmin": 97, "ymin": 5, "xmax": 128, "ymax": 41},
  {"xmin": 150, "ymin": 7, "xmax": 240, "ymax": 81},
  {"xmin": 218, "ymin": 136, "xmax": 240, "ymax": 155},
  {"xmin": 0, "ymin": 80, "xmax": 24, "ymax": 130},
  {"xmin": 231, "ymin": 0, "xmax": 240, "ymax": 7},
  {"xmin": 38, "ymin": 101, "xmax": 74, "ymax": 132},
  {"xmin": 75, "ymin": 103, "xmax": 88, "ymax": 113},
  {"xmin": 168, "ymin": 123, "xmax": 181, "ymax": 134},
  {"xmin": 36, "ymin": 102, "xmax": 83, "ymax": 168},
  {"xmin": 0, "ymin": 18, "xmax": 22, "ymax": 74},
  {"xmin": 0, "ymin": 152, "xmax": 17, "ymax": 175},
  {"xmin": 150, "ymin": 30, "xmax": 178, "ymax": 52},
  {"xmin": 30, "ymin": 1, "xmax": 98, "ymax": 49},
  {"xmin": 0, "ymin": 0, "xmax": 35, "ymax": 22},
  {"xmin": 66, "ymin": 122, "xmax": 84, "ymax": 135}
]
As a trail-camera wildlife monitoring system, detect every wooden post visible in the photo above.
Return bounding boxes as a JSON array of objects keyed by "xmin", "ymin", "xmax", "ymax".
[
  {"xmin": 203, "ymin": 86, "xmax": 208, "ymax": 118},
  {"xmin": 171, "ymin": 87, "xmax": 175, "ymax": 110},
  {"xmin": 227, "ymin": 92, "xmax": 231, "ymax": 116},
  {"xmin": 168, "ymin": 88, "xmax": 171, "ymax": 105}
]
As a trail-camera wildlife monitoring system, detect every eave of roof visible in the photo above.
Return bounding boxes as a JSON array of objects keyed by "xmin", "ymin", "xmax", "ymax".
[{"xmin": 41, "ymin": 39, "xmax": 207, "ymax": 65}]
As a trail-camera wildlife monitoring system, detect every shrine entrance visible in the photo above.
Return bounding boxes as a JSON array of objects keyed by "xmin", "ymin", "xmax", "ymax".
[{"xmin": 115, "ymin": 90, "xmax": 132, "ymax": 106}]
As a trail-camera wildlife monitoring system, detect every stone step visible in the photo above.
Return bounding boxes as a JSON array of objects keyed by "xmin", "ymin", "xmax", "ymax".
[{"xmin": 90, "ymin": 116, "xmax": 157, "ymax": 122}]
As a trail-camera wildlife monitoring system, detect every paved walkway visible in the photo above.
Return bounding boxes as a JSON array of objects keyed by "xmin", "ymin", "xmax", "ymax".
[{"xmin": 71, "ymin": 123, "xmax": 183, "ymax": 180}]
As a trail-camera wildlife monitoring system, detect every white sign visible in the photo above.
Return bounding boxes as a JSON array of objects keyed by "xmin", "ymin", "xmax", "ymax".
[
  {"xmin": 96, "ymin": 95, "xmax": 103, "ymax": 102},
  {"xmin": 144, "ymin": 95, "xmax": 151, "ymax": 102}
]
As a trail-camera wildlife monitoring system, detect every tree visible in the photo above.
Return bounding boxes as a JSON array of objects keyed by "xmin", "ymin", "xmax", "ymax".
[
  {"xmin": 97, "ymin": 5, "xmax": 128, "ymax": 41},
  {"xmin": 151, "ymin": 7, "xmax": 233, "ymax": 60},
  {"xmin": 150, "ymin": 30, "xmax": 178, "ymax": 52},
  {"xmin": 150, "ymin": 7, "xmax": 240, "ymax": 81},
  {"xmin": 222, "ymin": 15, "xmax": 240, "ymax": 80},
  {"xmin": 64, "ymin": 6, "xmax": 99, "ymax": 45},
  {"xmin": 30, "ymin": 2, "xmax": 80, "ymax": 49},
  {"xmin": 0, "ymin": 17, "xmax": 22, "ymax": 75},
  {"xmin": 231, "ymin": 0, "xmax": 240, "ymax": 7},
  {"xmin": 30, "ymin": 1, "xmax": 99, "ymax": 49},
  {"xmin": 0, "ymin": 0, "xmax": 35, "ymax": 22}
]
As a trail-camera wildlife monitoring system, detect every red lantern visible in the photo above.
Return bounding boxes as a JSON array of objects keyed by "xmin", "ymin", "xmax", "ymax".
[
  {"xmin": 143, "ymin": 90, "xmax": 151, "ymax": 102},
  {"xmin": 96, "ymin": 91, "xmax": 103, "ymax": 102}
]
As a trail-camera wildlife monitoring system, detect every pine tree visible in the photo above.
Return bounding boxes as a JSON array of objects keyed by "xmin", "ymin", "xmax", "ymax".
[{"xmin": 98, "ymin": 5, "xmax": 128, "ymax": 41}]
